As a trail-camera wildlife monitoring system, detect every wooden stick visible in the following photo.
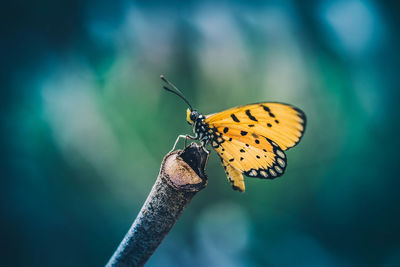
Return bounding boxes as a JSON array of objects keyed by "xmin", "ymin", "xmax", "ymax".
[{"xmin": 106, "ymin": 143, "xmax": 209, "ymax": 267}]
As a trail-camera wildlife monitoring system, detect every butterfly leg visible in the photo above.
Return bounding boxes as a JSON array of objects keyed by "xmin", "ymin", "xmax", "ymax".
[
  {"xmin": 201, "ymin": 146, "xmax": 210, "ymax": 167},
  {"xmin": 199, "ymin": 140, "xmax": 210, "ymax": 166},
  {"xmin": 171, "ymin": 134, "xmax": 196, "ymax": 152}
]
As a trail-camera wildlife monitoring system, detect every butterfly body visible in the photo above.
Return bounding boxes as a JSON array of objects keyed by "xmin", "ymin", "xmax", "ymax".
[
  {"xmin": 186, "ymin": 109, "xmax": 224, "ymax": 148},
  {"xmin": 161, "ymin": 76, "xmax": 306, "ymax": 192}
]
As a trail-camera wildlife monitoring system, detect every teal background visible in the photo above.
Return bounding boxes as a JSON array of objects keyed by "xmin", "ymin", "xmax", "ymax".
[{"xmin": 2, "ymin": 0, "xmax": 400, "ymax": 266}]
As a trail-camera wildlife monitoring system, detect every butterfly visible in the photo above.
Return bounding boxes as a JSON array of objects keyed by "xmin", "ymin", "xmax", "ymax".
[{"xmin": 161, "ymin": 75, "xmax": 306, "ymax": 192}]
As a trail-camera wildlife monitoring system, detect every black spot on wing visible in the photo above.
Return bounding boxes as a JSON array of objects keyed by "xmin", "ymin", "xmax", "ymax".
[
  {"xmin": 260, "ymin": 104, "xmax": 276, "ymax": 118},
  {"xmin": 245, "ymin": 109, "xmax": 258, "ymax": 121},
  {"xmin": 261, "ymin": 105, "xmax": 270, "ymax": 112},
  {"xmin": 240, "ymin": 131, "xmax": 248, "ymax": 136},
  {"xmin": 231, "ymin": 114, "xmax": 240, "ymax": 122},
  {"xmin": 223, "ymin": 127, "xmax": 229, "ymax": 133}
]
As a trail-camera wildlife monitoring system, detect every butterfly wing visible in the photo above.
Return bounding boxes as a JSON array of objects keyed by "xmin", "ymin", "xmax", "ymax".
[
  {"xmin": 221, "ymin": 158, "xmax": 246, "ymax": 192},
  {"xmin": 206, "ymin": 102, "xmax": 306, "ymax": 150},
  {"xmin": 205, "ymin": 102, "xmax": 305, "ymax": 191},
  {"xmin": 214, "ymin": 135, "xmax": 287, "ymax": 191}
]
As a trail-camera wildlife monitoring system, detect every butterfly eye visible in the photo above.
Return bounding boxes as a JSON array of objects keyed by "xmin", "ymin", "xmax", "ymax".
[{"xmin": 190, "ymin": 111, "xmax": 199, "ymax": 122}]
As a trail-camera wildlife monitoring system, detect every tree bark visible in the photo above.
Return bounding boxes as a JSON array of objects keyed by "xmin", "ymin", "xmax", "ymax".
[{"xmin": 106, "ymin": 143, "xmax": 209, "ymax": 267}]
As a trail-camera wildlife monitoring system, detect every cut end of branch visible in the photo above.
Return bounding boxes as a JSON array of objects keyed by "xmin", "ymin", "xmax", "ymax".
[
  {"xmin": 161, "ymin": 143, "xmax": 208, "ymax": 192},
  {"xmin": 106, "ymin": 143, "xmax": 209, "ymax": 267}
]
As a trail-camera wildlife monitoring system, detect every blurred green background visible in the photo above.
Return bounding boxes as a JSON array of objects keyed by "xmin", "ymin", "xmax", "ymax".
[{"xmin": 2, "ymin": 0, "xmax": 400, "ymax": 266}]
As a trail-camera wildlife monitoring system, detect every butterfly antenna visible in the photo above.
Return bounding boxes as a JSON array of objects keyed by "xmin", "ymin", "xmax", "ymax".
[{"xmin": 160, "ymin": 75, "xmax": 193, "ymax": 110}]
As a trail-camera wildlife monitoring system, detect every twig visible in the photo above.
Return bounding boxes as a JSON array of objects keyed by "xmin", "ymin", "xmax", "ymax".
[{"xmin": 106, "ymin": 143, "xmax": 209, "ymax": 267}]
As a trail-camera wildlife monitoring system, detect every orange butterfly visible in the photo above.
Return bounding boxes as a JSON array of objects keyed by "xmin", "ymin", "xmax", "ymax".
[{"xmin": 161, "ymin": 75, "xmax": 306, "ymax": 192}]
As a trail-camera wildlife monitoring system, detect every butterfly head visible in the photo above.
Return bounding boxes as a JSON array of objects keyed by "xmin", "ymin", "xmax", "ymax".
[{"xmin": 187, "ymin": 109, "xmax": 200, "ymax": 125}]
